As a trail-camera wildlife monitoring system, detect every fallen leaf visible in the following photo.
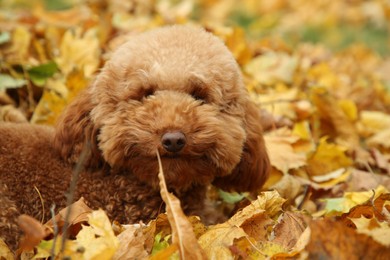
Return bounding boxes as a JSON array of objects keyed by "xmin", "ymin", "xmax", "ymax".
[
  {"xmin": 55, "ymin": 28, "xmax": 100, "ymax": 77},
  {"xmin": 244, "ymin": 52, "xmax": 298, "ymax": 85},
  {"xmin": 44, "ymin": 197, "xmax": 93, "ymax": 238},
  {"xmin": 272, "ymin": 211, "xmax": 309, "ymax": 250},
  {"xmin": 358, "ymin": 110, "xmax": 390, "ymax": 137},
  {"xmin": 73, "ymin": 209, "xmax": 119, "ymax": 260},
  {"xmin": 113, "ymin": 225, "xmax": 149, "ymax": 260},
  {"xmin": 198, "ymin": 224, "xmax": 247, "ymax": 259},
  {"xmin": 157, "ymin": 151, "xmax": 207, "ymax": 260},
  {"xmin": 350, "ymin": 216, "xmax": 390, "ymax": 246},
  {"xmin": 310, "ymin": 87, "xmax": 360, "ymax": 151},
  {"xmin": 264, "ymin": 128, "xmax": 307, "ymax": 173},
  {"xmin": 0, "ymin": 238, "xmax": 14, "ymax": 260},
  {"xmin": 367, "ymin": 128, "xmax": 390, "ymax": 149},
  {"xmin": 324, "ymin": 186, "xmax": 389, "ymax": 214},
  {"xmin": 305, "ymin": 218, "xmax": 390, "ymax": 259},
  {"xmin": 270, "ymin": 173, "xmax": 302, "ymax": 200},
  {"xmin": 306, "ymin": 137, "xmax": 352, "ymax": 177},
  {"xmin": 229, "ymin": 190, "xmax": 286, "ymax": 226},
  {"xmin": 17, "ymin": 215, "xmax": 48, "ymax": 252},
  {"xmin": 0, "ymin": 74, "xmax": 27, "ymax": 91}
]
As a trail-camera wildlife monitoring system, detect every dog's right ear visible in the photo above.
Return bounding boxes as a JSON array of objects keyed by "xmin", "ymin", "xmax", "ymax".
[{"xmin": 53, "ymin": 88, "xmax": 103, "ymax": 168}]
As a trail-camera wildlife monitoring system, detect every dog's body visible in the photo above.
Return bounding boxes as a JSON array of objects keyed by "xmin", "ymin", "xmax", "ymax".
[{"xmin": 0, "ymin": 25, "xmax": 270, "ymax": 248}]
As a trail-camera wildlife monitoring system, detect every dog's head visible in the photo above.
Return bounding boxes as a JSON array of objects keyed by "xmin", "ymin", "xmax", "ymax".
[{"xmin": 54, "ymin": 26, "xmax": 269, "ymax": 192}]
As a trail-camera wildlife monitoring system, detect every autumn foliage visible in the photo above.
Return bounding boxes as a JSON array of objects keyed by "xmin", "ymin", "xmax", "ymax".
[{"xmin": 1, "ymin": 0, "xmax": 390, "ymax": 259}]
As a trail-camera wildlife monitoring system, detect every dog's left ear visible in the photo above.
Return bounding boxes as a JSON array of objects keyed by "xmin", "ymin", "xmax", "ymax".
[
  {"xmin": 53, "ymin": 87, "xmax": 103, "ymax": 169},
  {"xmin": 213, "ymin": 101, "xmax": 270, "ymax": 192}
]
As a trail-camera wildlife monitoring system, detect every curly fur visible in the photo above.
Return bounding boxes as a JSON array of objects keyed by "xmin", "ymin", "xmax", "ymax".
[{"xmin": 0, "ymin": 25, "xmax": 270, "ymax": 249}]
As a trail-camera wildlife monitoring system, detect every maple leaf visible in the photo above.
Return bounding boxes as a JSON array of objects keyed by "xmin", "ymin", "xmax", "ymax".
[{"xmin": 73, "ymin": 209, "xmax": 119, "ymax": 259}]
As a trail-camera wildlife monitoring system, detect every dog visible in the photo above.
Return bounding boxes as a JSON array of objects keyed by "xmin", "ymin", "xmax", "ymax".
[{"xmin": 0, "ymin": 25, "xmax": 270, "ymax": 249}]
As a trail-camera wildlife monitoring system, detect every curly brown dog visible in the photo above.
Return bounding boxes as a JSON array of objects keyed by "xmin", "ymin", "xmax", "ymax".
[{"xmin": 0, "ymin": 25, "xmax": 270, "ymax": 249}]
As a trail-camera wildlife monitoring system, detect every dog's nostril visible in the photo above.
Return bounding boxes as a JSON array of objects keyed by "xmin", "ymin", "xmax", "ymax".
[{"xmin": 161, "ymin": 132, "xmax": 186, "ymax": 153}]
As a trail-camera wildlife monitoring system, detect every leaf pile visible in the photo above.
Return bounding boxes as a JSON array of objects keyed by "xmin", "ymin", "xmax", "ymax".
[{"xmin": 1, "ymin": 0, "xmax": 390, "ymax": 259}]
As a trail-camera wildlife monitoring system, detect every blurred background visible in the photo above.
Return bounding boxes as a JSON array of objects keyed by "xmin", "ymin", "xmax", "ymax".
[
  {"xmin": 1, "ymin": 0, "xmax": 389, "ymax": 54},
  {"xmin": 1, "ymin": 0, "xmax": 390, "ymax": 227}
]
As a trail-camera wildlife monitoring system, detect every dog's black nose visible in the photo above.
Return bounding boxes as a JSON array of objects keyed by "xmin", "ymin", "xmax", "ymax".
[{"xmin": 161, "ymin": 132, "xmax": 186, "ymax": 153}]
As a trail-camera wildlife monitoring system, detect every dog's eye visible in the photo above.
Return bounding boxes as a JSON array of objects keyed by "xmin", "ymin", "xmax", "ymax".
[
  {"xmin": 141, "ymin": 88, "xmax": 155, "ymax": 100},
  {"xmin": 191, "ymin": 89, "xmax": 208, "ymax": 104}
]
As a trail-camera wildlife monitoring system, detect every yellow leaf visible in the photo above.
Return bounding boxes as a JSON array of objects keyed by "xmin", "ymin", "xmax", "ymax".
[
  {"xmin": 350, "ymin": 217, "xmax": 390, "ymax": 246},
  {"xmin": 325, "ymin": 186, "xmax": 389, "ymax": 213},
  {"xmin": 358, "ymin": 110, "xmax": 390, "ymax": 137},
  {"xmin": 229, "ymin": 190, "xmax": 285, "ymax": 226},
  {"xmin": 74, "ymin": 209, "xmax": 119, "ymax": 260},
  {"xmin": 30, "ymin": 90, "xmax": 66, "ymax": 125},
  {"xmin": 264, "ymin": 128, "xmax": 306, "ymax": 173},
  {"xmin": 244, "ymin": 51, "xmax": 298, "ymax": 85},
  {"xmin": 307, "ymin": 137, "xmax": 352, "ymax": 177},
  {"xmin": 345, "ymin": 186, "xmax": 389, "ymax": 208},
  {"xmin": 337, "ymin": 99, "xmax": 358, "ymax": 121},
  {"xmin": 0, "ymin": 238, "xmax": 14, "ymax": 260},
  {"xmin": 252, "ymin": 88, "xmax": 298, "ymax": 119},
  {"xmin": 156, "ymin": 151, "xmax": 207, "ymax": 260},
  {"xmin": 292, "ymin": 121, "xmax": 312, "ymax": 140},
  {"xmin": 311, "ymin": 87, "xmax": 360, "ymax": 150},
  {"xmin": 314, "ymin": 168, "xmax": 351, "ymax": 189},
  {"xmin": 199, "ymin": 224, "xmax": 246, "ymax": 259},
  {"xmin": 224, "ymin": 27, "xmax": 253, "ymax": 65},
  {"xmin": 3, "ymin": 27, "xmax": 31, "ymax": 64},
  {"xmin": 31, "ymin": 70, "xmax": 88, "ymax": 125},
  {"xmin": 367, "ymin": 128, "xmax": 390, "ymax": 149},
  {"xmin": 306, "ymin": 63, "xmax": 340, "ymax": 91},
  {"xmin": 55, "ymin": 28, "xmax": 100, "ymax": 77}
]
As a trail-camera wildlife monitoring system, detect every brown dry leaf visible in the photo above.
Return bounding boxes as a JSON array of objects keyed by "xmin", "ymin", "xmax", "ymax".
[
  {"xmin": 113, "ymin": 225, "xmax": 149, "ymax": 260},
  {"xmin": 346, "ymin": 169, "xmax": 383, "ymax": 192},
  {"xmin": 272, "ymin": 211, "xmax": 309, "ymax": 250},
  {"xmin": 350, "ymin": 217, "xmax": 390, "ymax": 246},
  {"xmin": 305, "ymin": 218, "xmax": 390, "ymax": 259},
  {"xmin": 270, "ymin": 173, "xmax": 302, "ymax": 200},
  {"xmin": 156, "ymin": 151, "xmax": 207, "ymax": 260},
  {"xmin": 339, "ymin": 193, "xmax": 390, "ymax": 226},
  {"xmin": 44, "ymin": 197, "xmax": 93, "ymax": 237},
  {"xmin": 0, "ymin": 105, "xmax": 27, "ymax": 122},
  {"xmin": 264, "ymin": 128, "xmax": 306, "ymax": 173},
  {"xmin": 17, "ymin": 215, "xmax": 48, "ymax": 252},
  {"xmin": 240, "ymin": 213, "xmax": 273, "ymax": 241}
]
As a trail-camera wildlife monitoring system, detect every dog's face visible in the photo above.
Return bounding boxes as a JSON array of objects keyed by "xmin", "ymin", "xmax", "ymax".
[{"xmin": 55, "ymin": 26, "xmax": 269, "ymax": 192}]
